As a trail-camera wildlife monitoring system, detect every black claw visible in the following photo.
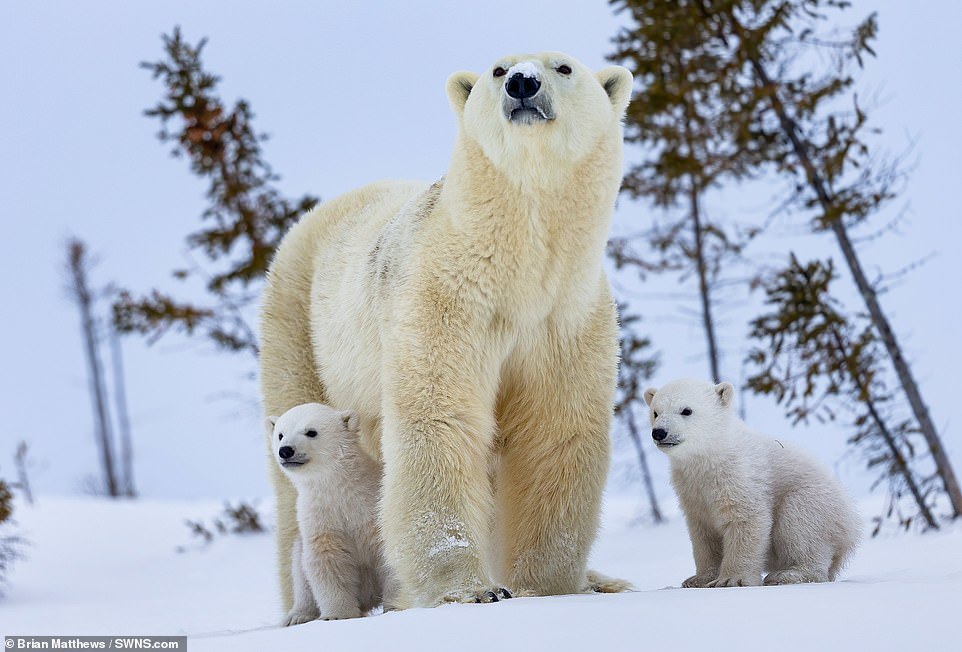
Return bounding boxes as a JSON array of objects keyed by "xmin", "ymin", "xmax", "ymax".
[
  {"xmin": 497, "ymin": 587, "xmax": 513, "ymax": 599},
  {"xmin": 485, "ymin": 590, "xmax": 499, "ymax": 602}
]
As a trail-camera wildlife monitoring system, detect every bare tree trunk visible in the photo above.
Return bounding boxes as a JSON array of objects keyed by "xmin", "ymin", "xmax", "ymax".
[
  {"xmin": 109, "ymin": 326, "xmax": 136, "ymax": 498},
  {"xmin": 625, "ymin": 404, "xmax": 664, "ymax": 523},
  {"xmin": 825, "ymin": 317, "xmax": 938, "ymax": 529},
  {"xmin": 66, "ymin": 239, "xmax": 120, "ymax": 498},
  {"xmin": 14, "ymin": 442, "xmax": 33, "ymax": 506},
  {"xmin": 676, "ymin": 65, "xmax": 723, "ymax": 385},
  {"xmin": 689, "ymin": 179, "xmax": 722, "ymax": 383},
  {"xmin": 745, "ymin": 56, "xmax": 962, "ymax": 519}
]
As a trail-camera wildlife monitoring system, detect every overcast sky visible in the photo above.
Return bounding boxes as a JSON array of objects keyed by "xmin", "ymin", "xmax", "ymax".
[{"xmin": 1, "ymin": 1, "xmax": 959, "ymax": 509}]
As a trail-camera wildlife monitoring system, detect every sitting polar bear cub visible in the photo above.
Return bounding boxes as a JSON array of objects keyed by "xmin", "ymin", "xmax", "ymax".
[
  {"xmin": 269, "ymin": 403, "xmax": 392, "ymax": 623},
  {"xmin": 644, "ymin": 378, "xmax": 861, "ymax": 587}
]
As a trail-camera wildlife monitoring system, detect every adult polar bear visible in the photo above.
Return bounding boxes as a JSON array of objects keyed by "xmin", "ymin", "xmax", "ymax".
[{"xmin": 260, "ymin": 52, "xmax": 633, "ymax": 609}]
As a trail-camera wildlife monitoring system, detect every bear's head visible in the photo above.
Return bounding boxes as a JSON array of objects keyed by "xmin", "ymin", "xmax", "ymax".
[
  {"xmin": 642, "ymin": 378, "xmax": 736, "ymax": 457},
  {"xmin": 446, "ymin": 53, "xmax": 632, "ymax": 184},
  {"xmin": 267, "ymin": 403, "xmax": 361, "ymax": 478}
]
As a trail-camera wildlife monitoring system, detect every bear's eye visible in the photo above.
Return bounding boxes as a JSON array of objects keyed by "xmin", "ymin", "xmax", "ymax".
[
  {"xmin": 681, "ymin": 408, "xmax": 693, "ymax": 416},
  {"xmin": 493, "ymin": 66, "xmax": 507, "ymax": 78},
  {"xmin": 653, "ymin": 411, "xmax": 659, "ymax": 419},
  {"xmin": 277, "ymin": 433, "xmax": 283, "ymax": 441},
  {"xmin": 305, "ymin": 430, "xmax": 318, "ymax": 438},
  {"xmin": 556, "ymin": 64, "xmax": 572, "ymax": 75}
]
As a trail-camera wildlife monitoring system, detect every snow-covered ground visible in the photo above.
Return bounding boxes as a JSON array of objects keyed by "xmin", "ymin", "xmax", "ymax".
[{"xmin": 1, "ymin": 494, "xmax": 959, "ymax": 651}]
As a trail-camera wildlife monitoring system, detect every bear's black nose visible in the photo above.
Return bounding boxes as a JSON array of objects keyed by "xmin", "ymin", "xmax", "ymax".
[
  {"xmin": 278, "ymin": 445, "xmax": 295, "ymax": 459},
  {"xmin": 652, "ymin": 428, "xmax": 668, "ymax": 442},
  {"xmin": 506, "ymin": 72, "xmax": 541, "ymax": 100}
]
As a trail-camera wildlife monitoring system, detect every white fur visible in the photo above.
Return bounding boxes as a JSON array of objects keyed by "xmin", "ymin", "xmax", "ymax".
[
  {"xmin": 260, "ymin": 52, "xmax": 633, "ymax": 609},
  {"xmin": 269, "ymin": 403, "xmax": 395, "ymax": 623},
  {"xmin": 644, "ymin": 379, "xmax": 861, "ymax": 587}
]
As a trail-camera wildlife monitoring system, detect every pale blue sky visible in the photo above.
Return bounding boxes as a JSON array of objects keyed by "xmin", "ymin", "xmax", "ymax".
[{"xmin": 1, "ymin": 1, "xmax": 958, "ymax": 506}]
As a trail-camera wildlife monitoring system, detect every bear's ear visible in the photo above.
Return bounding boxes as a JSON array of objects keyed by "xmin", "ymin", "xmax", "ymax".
[
  {"xmin": 265, "ymin": 416, "xmax": 278, "ymax": 432},
  {"xmin": 341, "ymin": 410, "xmax": 360, "ymax": 433},
  {"xmin": 643, "ymin": 387, "xmax": 658, "ymax": 406},
  {"xmin": 597, "ymin": 66, "xmax": 633, "ymax": 113},
  {"xmin": 446, "ymin": 71, "xmax": 479, "ymax": 117},
  {"xmin": 715, "ymin": 382, "xmax": 735, "ymax": 408}
]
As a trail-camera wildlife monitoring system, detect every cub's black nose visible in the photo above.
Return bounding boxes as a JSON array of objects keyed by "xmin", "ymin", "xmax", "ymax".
[
  {"xmin": 506, "ymin": 72, "xmax": 541, "ymax": 100},
  {"xmin": 278, "ymin": 445, "xmax": 295, "ymax": 459},
  {"xmin": 652, "ymin": 428, "xmax": 668, "ymax": 442}
]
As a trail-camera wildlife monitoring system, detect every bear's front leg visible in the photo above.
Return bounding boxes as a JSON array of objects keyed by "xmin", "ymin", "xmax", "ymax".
[
  {"xmin": 380, "ymin": 308, "xmax": 508, "ymax": 607},
  {"xmin": 496, "ymin": 295, "xmax": 618, "ymax": 596},
  {"xmin": 708, "ymin": 513, "xmax": 771, "ymax": 588}
]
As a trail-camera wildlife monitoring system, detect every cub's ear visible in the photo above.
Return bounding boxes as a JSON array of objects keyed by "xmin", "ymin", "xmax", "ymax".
[
  {"xmin": 643, "ymin": 387, "xmax": 658, "ymax": 406},
  {"xmin": 341, "ymin": 410, "xmax": 360, "ymax": 433},
  {"xmin": 265, "ymin": 416, "xmax": 278, "ymax": 433},
  {"xmin": 446, "ymin": 71, "xmax": 479, "ymax": 117},
  {"xmin": 715, "ymin": 382, "xmax": 735, "ymax": 408},
  {"xmin": 597, "ymin": 66, "xmax": 633, "ymax": 113}
]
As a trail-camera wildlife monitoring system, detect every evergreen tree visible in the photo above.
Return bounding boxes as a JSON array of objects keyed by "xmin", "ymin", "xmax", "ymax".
[
  {"xmin": 113, "ymin": 28, "xmax": 317, "ymax": 355},
  {"xmin": 614, "ymin": 308, "xmax": 663, "ymax": 522},
  {"xmin": 609, "ymin": 0, "xmax": 768, "ymax": 383},
  {"xmin": 747, "ymin": 256, "xmax": 939, "ymax": 532},
  {"xmin": 609, "ymin": 0, "xmax": 961, "ymax": 523}
]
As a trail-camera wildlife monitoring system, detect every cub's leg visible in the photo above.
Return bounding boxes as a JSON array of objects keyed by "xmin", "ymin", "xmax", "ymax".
[
  {"xmin": 302, "ymin": 531, "xmax": 363, "ymax": 620},
  {"xmin": 284, "ymin": 537, "xmax": 320, "ymax": 626},
  {"xmin": 708, "ymin": 512, "xmax": 772, "ymax": 587},
  {"xmin": 681, "ymin": 515, "xmax": 723, "ymax": 588},
  {"xmin": 764, "ymin": 493, "xmax": 832, "ymax": 585}
]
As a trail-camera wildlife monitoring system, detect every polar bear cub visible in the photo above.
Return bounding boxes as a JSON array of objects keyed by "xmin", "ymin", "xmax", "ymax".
[
  {"xmin": 644, "ymin": 378, "xmax": 861, "ymax": 588},
  {"xmin": 269, "ymin": 403, "xmax": 391, "ymax": 623}
]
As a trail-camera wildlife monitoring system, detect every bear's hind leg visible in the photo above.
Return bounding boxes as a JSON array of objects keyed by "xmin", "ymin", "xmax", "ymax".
[{"xmin": 260, "ymin": 252, "xmax": 331, "ymax": 611}]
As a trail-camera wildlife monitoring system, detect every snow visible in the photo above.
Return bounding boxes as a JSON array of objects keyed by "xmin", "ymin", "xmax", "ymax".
[
  {"xmin": 508, "ymin": 61, "xmax": 540, "ymax": 79},
  {"xmin": 1, "ymin": 494, "xmax": 960, "ymax": 651}
]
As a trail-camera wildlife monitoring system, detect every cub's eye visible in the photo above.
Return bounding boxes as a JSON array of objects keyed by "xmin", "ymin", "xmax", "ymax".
[
  {"xmin": 556, "ymin": 64, "xmax": 572, "ymax": 75},
  {"xmin": 277, "ymin": 433, "xmax": 283, "ymax": 441},
  {"xmin": 493, "ymin": 66, "xmax": 507, "ymax": 78},
  {"xmin": 681, "ymin": 408, "xmax": 693, "ymax": 416},
  {"xmin": 305, "ymin": 430, "xmax": 318, "ymax": 438},
  {"xmin": 653, "ymin": 411, "xmax": 659, "ymax": 419}
]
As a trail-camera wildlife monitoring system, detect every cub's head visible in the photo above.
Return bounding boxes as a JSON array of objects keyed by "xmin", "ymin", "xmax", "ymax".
[
  {"xmin": 267, "ymin": 403, "xmax": 360, "ymax": 477},
  {"xmin": 446, "ymin": 52, "xmax": 632, "ymax": 179},
  {"xmin": 642, "ymin": 379, "xmax": 736, "ymax": 457}
]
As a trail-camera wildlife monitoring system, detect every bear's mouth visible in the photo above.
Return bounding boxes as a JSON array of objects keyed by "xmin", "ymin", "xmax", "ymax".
[
  {"xmin": 656, "ymin": 441, "xmax": 680, "ymax": 449},
  {"xmin": 503, "ymin": 97, "xmax": 555, "ymax": 124},
  {"xmin": 280, "ymin": 454, "xmax": 309, "ymax": 468},
  {"xmin": 509, "ymin": 106, "xmax": 550, "ymax": 124}
]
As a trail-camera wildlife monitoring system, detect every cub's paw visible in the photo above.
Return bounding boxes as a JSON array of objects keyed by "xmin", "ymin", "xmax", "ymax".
[
  {"xmin": 441, "ymin": 587, "xmax": 513, "ymax": 604},
  {"xmin": 585, "ymin": 570, "xmax": 635, "ymax": 593},
  {"xmin": 283, "ymin": 609, "xmax": 319, "ymax": 626},
  {"xmin": 681, "ymin": 574, "xmax": 716, "ymax": 588},
  {"xmin": 764, "ymin": 569, "xmax": 824, "ymax": 585},
  {"xmin": 707, "ymin": 574, "xmax": 761, "ymax": 588},
  {"xmin": 320, "ymin": 607, "xmax": 363, "ymax": 621}
]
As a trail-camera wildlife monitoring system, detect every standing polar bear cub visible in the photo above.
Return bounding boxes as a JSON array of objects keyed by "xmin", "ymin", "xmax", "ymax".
[
  {"xmin": 269, "ymin": 403, "xmax": 391, "ymax": 623},
  {"xmin": 260, "ymin": 53, "xmax": 633, "ymax": 609},
  {"xmin": 644, "ymin": 379, "xmax": 861, "ymax": 587}
]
